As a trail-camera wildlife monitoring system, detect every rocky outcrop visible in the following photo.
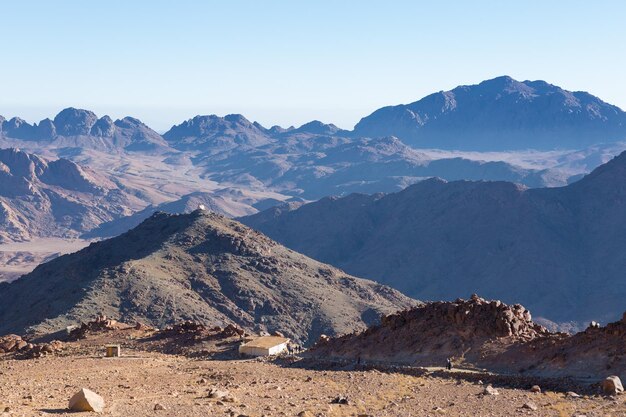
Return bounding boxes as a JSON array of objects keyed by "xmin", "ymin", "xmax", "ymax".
[
  {"xmin": 379, "ymin": 294, "xmax": 547, "ymax": 340},
  {"xmin": 0, "ymin": 334, "xmax": 64, "ymax": 358},
  {"xmin": 310, "ymin": 296, "xmax": 625, "ymax": 379},
  {"xmin": 68, "ymin": 315, "xmax": 127, "ymax": 340},
  {"xmin": 310, "ymin": 295, "xmax": 548, "ymax": 366}
]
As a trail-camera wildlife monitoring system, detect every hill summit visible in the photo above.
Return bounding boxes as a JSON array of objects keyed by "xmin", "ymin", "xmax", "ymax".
[{"xmin": 0, "ymin": 210, "xmax": 417, "ymax": 343}]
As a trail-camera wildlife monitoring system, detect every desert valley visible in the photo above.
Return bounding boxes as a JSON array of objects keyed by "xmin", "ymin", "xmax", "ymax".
[{"xmin": 2, "ymin": 2, "xmax": 626, "ymax": 415}]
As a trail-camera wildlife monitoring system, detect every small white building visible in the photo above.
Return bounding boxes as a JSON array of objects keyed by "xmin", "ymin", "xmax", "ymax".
[{"xmin": 238, "ymin": 336, "xmax": 290, "ymax": 357}]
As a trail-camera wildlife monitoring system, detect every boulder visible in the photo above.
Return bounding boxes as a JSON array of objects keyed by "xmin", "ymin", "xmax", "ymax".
[
  {"xmin": 601, "ymin": 376, "xmax": 624, "ymax": 396},
  {"xmin": 522, "ymin": 402, "xmax": 538, "ymax": 411},
  {"xmin": 68, "ymin": 388, "xmax": 105, "ymax": 413},
  {"xmin": 208, "ymin": 388, "xmax": 229, "ymax": 399},
  {"xmin": 330, "ymin": 395, "xmax": 350, "ymax": 404},
  {"xmin": 529, "ymin": 385, "xmax": 541, "ymax": 393},
  {"xmin": 482, "ymin": 385, "xmax": 499, "ymax": 396}
]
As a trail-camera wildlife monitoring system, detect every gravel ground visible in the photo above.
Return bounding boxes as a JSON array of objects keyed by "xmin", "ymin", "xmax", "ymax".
[{"xmin": 1, "ymin": 351, "xmax": 624, "ymax": 417}]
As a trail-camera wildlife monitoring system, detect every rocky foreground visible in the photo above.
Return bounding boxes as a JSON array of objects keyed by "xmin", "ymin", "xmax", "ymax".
[
  {"xmin": 0, "ymin": 318, "xmax": 624, "ymax": 417},
  {"xmin": 309, "ymin": 295, "xmax": 626, "ymax": 379}
]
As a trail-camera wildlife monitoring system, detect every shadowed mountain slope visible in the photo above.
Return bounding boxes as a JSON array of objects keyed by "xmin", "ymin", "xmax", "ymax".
[
  {"xmin": 0, "ymin": 211, "xmax": 417, "ymax": 343},
  {"xmin": 242, "ymin": 151, "xmax": 626, "ymax": 325}
]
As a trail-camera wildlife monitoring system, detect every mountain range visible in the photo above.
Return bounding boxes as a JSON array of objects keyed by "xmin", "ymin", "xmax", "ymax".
[
  {"xmin": 0, "ymin": 108, "xmax": 168, "ymax": 152},
  {"xmin": 241, "ymin": 150, "xmax": 626, "ymax": 326},
  {"xmin": 1, "ymin": 75, "xmax": 626, "ymax": 331},
  {"xmin": 354, "ymin": 76, "xmax": 626, "ymax": 150},
  {"xmin": 0, "ymin": 211, "xmax": 417, "ymax": 343}
]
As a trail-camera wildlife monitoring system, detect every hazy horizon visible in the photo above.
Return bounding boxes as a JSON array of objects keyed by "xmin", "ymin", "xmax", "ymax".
[{"xmin": 2, "ymin": 1, "xmax": 626, "ymax": 131}]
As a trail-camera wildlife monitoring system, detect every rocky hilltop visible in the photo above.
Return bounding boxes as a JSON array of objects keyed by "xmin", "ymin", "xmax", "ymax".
[
  {"xmin": 310, "ymin": 294, "xmax": 626, "ymax": 378},
  {"xmin": 354, "ymin": 76, "xmax": 626, "ymax": 150},
  {"xmin": 242, "ymin": 150, "xmax": 626, "ymax": 326},
  {"xmin": 0, "ymin": 210, "xmax": 417, "ymax": 343},
  {"xmin": 311, "ymin": 295, "xmax": 549, "ymax": 366}
]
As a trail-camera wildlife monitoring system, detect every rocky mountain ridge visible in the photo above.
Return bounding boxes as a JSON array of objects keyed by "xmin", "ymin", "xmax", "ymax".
[
  {"xmin": 0, "ymin": 210, "xmax": 418, "ymax": 343},
  {"xmin": 354, "ymin": 76, "xmax": 626, "ymax": 150},
  {"xmin": 0, "ymin": 107, "xmax": 169, "ymax": 152}
]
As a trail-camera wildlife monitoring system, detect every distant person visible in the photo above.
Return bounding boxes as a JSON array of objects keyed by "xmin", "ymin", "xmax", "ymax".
[{"xmin": 446, "ymin": 358, "xmax": 452, "ymax": 370}]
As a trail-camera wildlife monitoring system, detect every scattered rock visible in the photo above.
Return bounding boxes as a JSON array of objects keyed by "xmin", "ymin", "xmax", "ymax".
[
  {"xmin": 330, "ymin": 395, "xmax": 350, "ymax": 404},
  {"xmin": 68, "ymin": 315, "xmax": 123, "ymax": 340},
  {"xmin": 566, "ymin": 391, "xmax": 581, "ymax": 398},
  {"xmin": 208, "ymin": 388, "xmax": 230, "ymax": 399},
  {"xmin": 601, "ymin": 376, "xmax": 624, "ymax": 396},
  {"xmin": 522, "ymin": 402, "xmax": 538, "ymax": 411},
  {"xmin": 68, "ymin": 388, "xmax": 105, "ymax": 413},
  {"xmin": 482, "ymin": 385, "xmax": 499, "ymax": 396}
]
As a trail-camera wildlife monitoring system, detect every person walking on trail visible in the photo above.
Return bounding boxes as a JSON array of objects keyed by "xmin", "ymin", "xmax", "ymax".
[{"xmin": 446, "ymin": 358, "xmax": 452, "ymax": 370}]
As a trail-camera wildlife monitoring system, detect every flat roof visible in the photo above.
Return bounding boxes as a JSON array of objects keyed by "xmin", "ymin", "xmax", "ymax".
[{"xmin": 241, "ymin": 336, "xmax": 289, "ymax": 349}]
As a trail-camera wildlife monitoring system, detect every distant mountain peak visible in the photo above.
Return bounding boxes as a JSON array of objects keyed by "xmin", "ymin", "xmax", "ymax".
[
  {"xmin": 354, "ymin": 76, "xmax": 626, "ymax": 150},
  {"xmin": 53, "ymin": 107, "xmax": 98, "ymax": 136},
  {"xmin": 163, "ymin": 114, "xmax": 271, "ymax": 151},
  {"xmin": 293, "ymin": 120, "xmax": 347, "ymax": 136}
]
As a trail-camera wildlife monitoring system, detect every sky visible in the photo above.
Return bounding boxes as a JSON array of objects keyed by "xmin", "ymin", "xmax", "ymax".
[{"xmin": 1, "ymin": 1, "xmax": 625, "ymax": 132}]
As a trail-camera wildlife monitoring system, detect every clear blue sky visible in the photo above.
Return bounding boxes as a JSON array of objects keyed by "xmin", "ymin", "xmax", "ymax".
[{"xmin": 1, "ymin": 1, "xmax": 625, "ymax": 131}]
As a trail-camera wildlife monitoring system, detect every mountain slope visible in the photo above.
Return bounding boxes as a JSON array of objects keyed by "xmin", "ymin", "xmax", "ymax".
[
  {"xmin": 0, "ymin": 211, "xmax": 417, "ymax": 343},
  {"xmin": 0, "ymin": 148, "xmax": 143, "ymax": 242},
  {"xmin": 242, "ymin": 151, "xmax": 626, "ymax": 325},
  {"xmin": 354, "ymin": 76, "xmax": 626, "ymax": 150}
]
